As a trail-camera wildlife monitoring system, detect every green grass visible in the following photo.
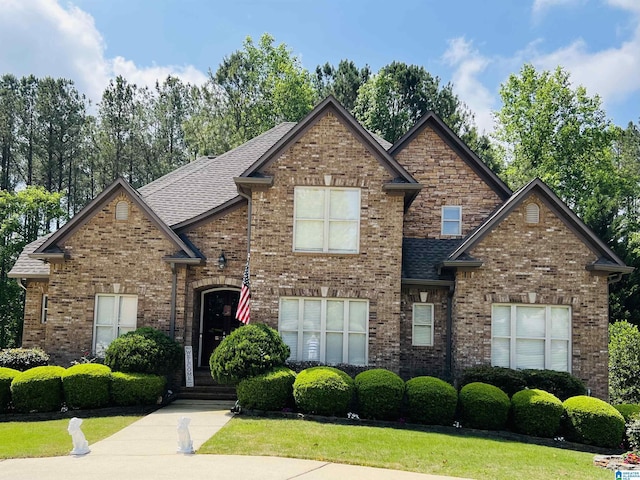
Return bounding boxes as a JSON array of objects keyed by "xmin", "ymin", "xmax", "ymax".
[
  {"xmin": 199, "ymin": 417, "xmax": 611, "ymax": 480},
  {"xmin": 0, "ymin": 416, "xmax": 141, "ymax": 459}
]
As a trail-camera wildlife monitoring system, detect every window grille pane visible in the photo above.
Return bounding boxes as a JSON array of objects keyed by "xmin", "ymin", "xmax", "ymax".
[
  {"xmin": 329, "ymin": 190, "xmax": 359, "ymax": 220},
  {"xmin": 550, "ymin": 340, "xmax": 569, "ymax": 371},
  {"xmin": 348, "ymin": 302, "xmax": 367, "ymax": 332},
  {"xmin": 328, "ymin": 221, "xmax": 358, "ymax": 251},
  {"xmin": 551, "ymin": 307, "xmax": 570, "ymax": 338},
  {"xmin": 413, "ymin": 304, "xmax": 432, "ymax": 326},
  {"xmin": 442, "ymin": 221, "xmax": 460, "ymax": 235},
  {"xmin": 295, "ymin": 189, "xmax": 325, "ymax": 219},
  {"xmin": 348, "ymin": 333, "xmax": 366, "ymax": 365},
  {"xmin": 326, "ymin": 332, "xmax": 343, "ymax": 364},
  {"xmin": 516, "ymin": 306, "xmax": 545, "ymax": 337},
  {"xmin": 118, "ymin": 297, "xmax": 137, "ymax": 327},
  {"xmin": 491, "ymin": 338, "xmax": 510, "ymax": 367},
  {"xmin": 95, "ymin": 326, "xmax": 113, "ymax": 357},
  {"xmin": 96, "ymin": 296, "xmax": 115, "ymax": 325},
  {"xmin": 492, "ymin": 306, "xmax": 511, "ymax": 336},
  {"xmin": 280, "ymin": 299, "xmax": 299, "ymax": 330},
  {"xmin": 302, "ymin": 332, "xmax": 321, "ymax": 361},
  {"xmin": 443, "ymin": 206, "xmax": 461, "ymax": 221},
  {"xmin": 295, "ymin": 220, "xmax": 324, "ymax": 251},
  {"xmin": 326, "ymin": 301, "xmax": 344, "ymax": 331},
  {"xmin": 516, "ymin": 339, "xmax": 545, "ymax": 369},
  {"xmin": 413, "ymin": 325, "xmax": 432, "ymax": 346},
  {"xmin": 281, "ymin": 332, "xmax": 298, "ymax": 361},
  {"xmin": 303, "ymin": 300, "xmax": 321, "ymax": 331}
]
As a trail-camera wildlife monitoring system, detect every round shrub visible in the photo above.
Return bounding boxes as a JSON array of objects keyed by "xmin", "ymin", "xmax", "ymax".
[
  {"xmin": 563, "ymin": 395, "xmax": 625, "ymax": 448},
  {"xmin": 62, "ymin": 364, "xmax": 112, "ymax": 409},
  {"xmin": 355, "ymin": 369, "xmax": 404, "ymax": 420},
  {"xmin": 459, "ymin": 382, "xmax": 510, "ymax": 430},
  {"xmin": 405, "ymin": 376, "xmax": 458, "ymax": 425},
  {"xmin": 521, "ymin": 369, "xmax": 586, "ymax": 401},
  {"xmin": 615, "ymin": 404, "xmax": 640, "ymax": 422},
  {"xmin": 0, "ymin": 367, "xmax": 20, "ymax": 410},
  {"xmin": 11, "ymin": 366, "xmax": 66, "ymax": 413},
  {"xmin": 0, "ymin": 348, "xmax": 49, "ymax": 371},
  {"xmin": 459, "ymin": 366, "xmax": 526, "ymax": 398},
  {"xmin": 511, "ymin": 389, "xmax": 563, "ymax": 437},
  {"xmin": 210, "ymin": 323, "xmax": 290, "ymax": 385},
  {"xmin": 293, "ymin": 366, "xmax": 354, "ymax": 416},
  {"xmin": 104, "ymin": 327, "xmax": 182, "ymax": 376},
  {"xmin": 237, "ymin": 367, "xmax": 296, "ymax": 411},
  {"xmin": 110, "ymin": 372, "xmax": 166, "ymax": 406}
]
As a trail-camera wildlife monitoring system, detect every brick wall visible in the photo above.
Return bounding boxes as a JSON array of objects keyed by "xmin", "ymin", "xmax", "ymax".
[
  {"xmin": 452, "ymin": 194, "xmax": 610, "ymax": 398},
  {"xmin": 249, "ymin": 111, "xmax": 405, "ymax": 371},
  {"xmin": 394, "ymin": 126, "xmax": 503, "ymax": 239},
  {"xmin": 21, "ymin": 280, "xmax": 48, "ymax": 349}
]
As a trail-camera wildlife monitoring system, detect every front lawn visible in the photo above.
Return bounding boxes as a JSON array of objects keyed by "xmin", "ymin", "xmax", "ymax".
[
  {"xmin": 199, "ymin": 417, "xmax": 610, "ymax": 480},
  {"xmin": 0, "ymin": 416, "xmax": 141, "ymax": 459}
]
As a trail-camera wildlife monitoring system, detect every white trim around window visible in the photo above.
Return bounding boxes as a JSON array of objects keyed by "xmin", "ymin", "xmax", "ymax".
[
  {"xmin": 491, "ymin": 303, "xmax": 571, "ymax": 372},
  {"xmin": 412, "ymin": 303, "xmax": 434, "ymax": 346},
  {"xmin": 293, "ymin": 186, "xmax": 361, "ymax": 253},
  {"xmin": 279, "ymin": 297, "xmax": 368, "ymax": 365},
  {"xmin": 93, "ymin": 294, "xmax": 138, "ymax": 356},
  {"xmin": 41, "ymin": 294, "xmax": 48, "ymax": 324},
  {"xmin": 441, "ymin": 206, "xmax": 462, "ymax": 236}
]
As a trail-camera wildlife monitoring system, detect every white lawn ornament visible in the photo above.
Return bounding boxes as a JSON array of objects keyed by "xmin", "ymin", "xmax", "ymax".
[
  {"xmin": 177, "ymin": 416, "xmax": 194, "ymax": 454},
  {"xmin": 68, "ymin": 417, "xmax": 90, "ymax": 455}
]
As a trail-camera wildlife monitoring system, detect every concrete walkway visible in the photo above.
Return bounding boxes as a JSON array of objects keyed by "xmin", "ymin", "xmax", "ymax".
[{"xmin": 0, "ymin": 399, "xmax": 470, "ymax": 480}]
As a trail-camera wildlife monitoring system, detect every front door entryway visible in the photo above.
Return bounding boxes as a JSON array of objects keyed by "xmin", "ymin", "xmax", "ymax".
[{"xmin": 198, "ymin": 288, "xmax": 242, "ymax": 367}]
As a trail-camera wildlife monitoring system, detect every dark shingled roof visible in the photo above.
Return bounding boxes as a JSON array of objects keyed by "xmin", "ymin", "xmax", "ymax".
[
  {"xmin": 402, "ymin": 238, "xmax": 464, "ymax": 281},
  {"xmin": 8, "ymin": 234, "xmax": 52, "ymax": 278}
]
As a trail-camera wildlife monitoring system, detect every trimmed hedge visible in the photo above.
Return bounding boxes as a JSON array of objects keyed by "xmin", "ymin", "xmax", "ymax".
[
  {"xmin": 0, "ymin": 367, "xmax": 20, "ymax": 410},
  {"xmin": 563, "ymin": 395, "xmax": 625, "ymax": 448},
  {"xmin": 210, "ymin": 324, "xmax": 290, "ymax": 385},
  {"xmin": 614, "ymin": 404, "xmax": 640, "ymax": 422},
  {"xmin": 459, "ymin": 366, "xmax": 526, "ymax": 397},
  {"xmin": 355, "ymin": 369, "xmax": 404, "ymax": 420},
  {"xmin": 511, "ymin": 389, "xmax": 563, "ymax": 437},
  {"xmin": 0, "ymin": 348, "xmax": 49, "ymax": 371},
  {"xmin": 110, "ymin": 372, "xmax": 166, "ymax": 406},
  {"xmin": 459, "ymin": 382, "xmax": 510, "ymax": 430},
  {"xmin": 293, "ymin": 366, "xmax": 354, "ymax": 416},
  {"xmin": 11, "ymin": 366, "xmax": 66, "ymax": 413},
  {"xmin": 104, "ymin": 327, "xmax": 182, "ymax": 376},
  {"xmin": 237, "ymin": 367, "xmax": 296, "ymax": 411},
  {"xmin": 405, "ymin": 376, "xmax": 458, "ymax": 425},
  {"xmin": 62, "ymin": 364, "xmax": 112, "ymax": 409}
]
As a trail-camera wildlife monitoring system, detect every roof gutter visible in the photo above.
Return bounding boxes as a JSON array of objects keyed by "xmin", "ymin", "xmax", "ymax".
[{"xmin": 401, "ymin": 278, "xmax": 454, "ymax": 287}]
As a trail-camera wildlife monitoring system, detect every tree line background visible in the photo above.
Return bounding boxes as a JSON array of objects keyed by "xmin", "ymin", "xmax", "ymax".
[{"xmin": 1, "ymin": 33, "xmax": 638, "ymax": 347}]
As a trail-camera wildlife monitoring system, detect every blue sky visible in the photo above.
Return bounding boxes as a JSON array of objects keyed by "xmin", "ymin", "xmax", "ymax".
[{"xmin": 1, "ymin": 0, "xmax": 639, "ymax": 133}]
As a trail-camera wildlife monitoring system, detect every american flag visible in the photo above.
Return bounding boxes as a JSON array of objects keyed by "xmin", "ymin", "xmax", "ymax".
[{"xmin": 236, "ymin": 254, "xmax": 251, "ymax": 324}]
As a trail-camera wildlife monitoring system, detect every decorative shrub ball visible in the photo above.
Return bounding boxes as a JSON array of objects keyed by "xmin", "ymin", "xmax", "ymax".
[
  {"xmin": 521, "ymin": 369, "xmax": 586, "ymax": 401},
  {"xmin": 405, "ymin": 376, "xmax": 458, "ymax": 425},
  {"xmin": 511, "ymin": 388, "xmax": 563, "ymax": 437},
  {"xmin": 110, "ymin": 372, "xmax": 166, "ymax": 406},
  {"xmin": 459, "ymin": 382, "xmax": 510, "ymax": 430},
  {"xmin": 11, "ymin": 365, "xmax": 66, "ymax": 413},
  {"xmin": 210, "ymin": 323, "xmax": 290, "ymax": 385},
  {"xmin": 0, "ymin": 367, "xmax": 20, "ymax": 410},
  {"xmin": 614, "ymin": 404, "xmax": 640, "ymax": 422},
  {"xmin": 237, "ymin": 367, "xmax": 296, "ymax": 411},
  {"xmin": 293, "ymin": 366, "xmax": 354, "ymax": 416},
  {"xmin": 354, "ymin": 369, "xmax": 404, "ymax": 420},
  {"xmin": 62, "ymin": 364, "xmax": 112, "ymax": 409},
  {"xmin": 562, "ymin": 395, "xmax": 625, "ymax": 448}
]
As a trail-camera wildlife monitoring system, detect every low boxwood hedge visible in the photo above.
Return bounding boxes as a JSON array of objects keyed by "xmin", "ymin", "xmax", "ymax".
[
  {"xmin": 11, "ymin": 365, "xmax": 66, "ymax": 413},
  {"xmin": 237, "ymin": 367, "xmax": 296, "ymax": 411},
  {"xmin": 614, "ymin": 404, "xmax": 640, "ymax": 422},
  {"xmin": 405, "ymin": 376, "xmax": 458, "ymax": 425},
  {"xmin": 511, "ymin": 388, "xmax": 563, "ymax": 437},
  {"xmin": 563, "ymin": 395, "xmax": 625, "ymax": 448},
  {"xmin": 459, "ymin": 382, "xmax": 510, "ymax": 430},
  {"xmin": 354, "ymin": 369, "xmax": 404, "ymax": 420},
  {"xmin": 521, "ymin": 369, "xmax": 586, "ymax": 401},
  {"xmin": 110, "ymin": 372, "xmax": 166, "ymax": 406},
  {"xmin": 293, "ymin": 366, "xmax": 354, "ymax": 416},
  {"xmin": 0, "ymin": 366, "xmax": 20, "ymax": 410},
  {"xmin": 62, "ymin": 364, "xmax": 112, "ymax": 409}
]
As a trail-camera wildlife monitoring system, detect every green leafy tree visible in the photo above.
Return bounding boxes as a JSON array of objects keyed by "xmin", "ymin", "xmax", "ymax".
[
  {"xmin": 0, "ymin": 74, "xmax": 19, "ymax": 191},
  {"xmin": 609, "ymin": 321, "xmax": 640, "ymax": 404},
  {"xmin": 314, "ymin": 60, "xmax": 370, "ymax": 111}
]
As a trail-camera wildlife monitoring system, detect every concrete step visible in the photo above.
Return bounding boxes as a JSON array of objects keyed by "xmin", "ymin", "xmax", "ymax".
[{"xmin": 178, "ymin": 385, "xmax": 237, "ymax": 401}]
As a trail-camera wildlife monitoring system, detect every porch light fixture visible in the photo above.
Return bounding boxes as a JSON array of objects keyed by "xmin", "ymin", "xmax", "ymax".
[{"xmin": 218, "ymin": 251, "xmax": 227, "ymax": 270}]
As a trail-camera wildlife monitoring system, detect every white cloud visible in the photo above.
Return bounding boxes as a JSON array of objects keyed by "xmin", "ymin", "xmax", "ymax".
[
  {"xmin": 532, "ymin": 0, "xmax": 584, "ymax": 15},
  {"xmin": 0, "ymin": 0, "xmax": 207, "ymax": 105},
  {"xmin": 443, "ymin": 38, "xmax": 496, "ymax": 134}
]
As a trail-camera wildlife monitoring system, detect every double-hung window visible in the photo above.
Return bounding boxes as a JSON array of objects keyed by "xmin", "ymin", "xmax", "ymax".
[
  {"xmin": 441, "ymin": 206, "xmax": 462, "ymax": 235},
  {"xmin": 93, "ymin": 294, "xmax": 138, "ymax": 356},
  {"xmin": 491, "ymin": 304, "xmax": 571, "ymax": 372},
  {"xmin": 41, "ymin": 294, "xmax": 48, "ymax": 324},
  {"xmin": 412, "ymin": 303, "xmax": 434, "ymax": 346},
  {"xmin": 279, "ymin": 297, "xmax": 368, "ymax": 365},
  {"xmin": 294, "ymin": 187, "xmax": 360, "ymax": 253}
]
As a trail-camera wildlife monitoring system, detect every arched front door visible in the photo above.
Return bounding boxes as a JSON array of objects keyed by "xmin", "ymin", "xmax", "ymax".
[{"xmin": 199, "ymin": 288, "xmax": 242, "ymax": 367}]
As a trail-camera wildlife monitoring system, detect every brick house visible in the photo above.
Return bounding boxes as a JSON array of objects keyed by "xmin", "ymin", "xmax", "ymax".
[{"xmin": 9, "ymin": 96, "xmax": 632, "ymax": 399}]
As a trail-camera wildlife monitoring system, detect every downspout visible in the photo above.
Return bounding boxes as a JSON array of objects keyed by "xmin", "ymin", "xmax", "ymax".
[
  {"xmin": 170, "ymin": 262, "xmax": 177, "ymax": 339},
  {"xmin": 18, "ymin": 279, "xmax": 27, "ymax": 291},
  {"xmin": 237, "ymin": 188, "xmax": 252, "ymax": 255},
  {"xmin": 608, "ymin": 273, "xmax": 623, "ymax": 285},
  {"xmin": 446, "ymin": 283, "xmax": 455, "ymax": 382}
]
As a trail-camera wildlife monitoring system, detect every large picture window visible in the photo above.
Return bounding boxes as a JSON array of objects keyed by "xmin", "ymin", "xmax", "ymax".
[
  {"xmin": 491, "ymin": 304, "xmax": 571, "ymax": 372},
  {"xmin": 279, "ymin": 297, "xmax": 368, "ymax": 365},
  {"xmin": 93, "ymin": 294, "xmax": 138, "ymax": 356},
  {"xmin": 294, "ymin": 187, "xmax": 360, "ymax": 253}
]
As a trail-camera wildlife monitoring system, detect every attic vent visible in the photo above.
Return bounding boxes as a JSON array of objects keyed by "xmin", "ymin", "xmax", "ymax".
[
  {"xmin": 525, "ymin": 203, "xmax": 539, "ymax": 224},
  {"xmin": 115, "ymin": 200, "xmax": 129, "ymax": 221}
]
